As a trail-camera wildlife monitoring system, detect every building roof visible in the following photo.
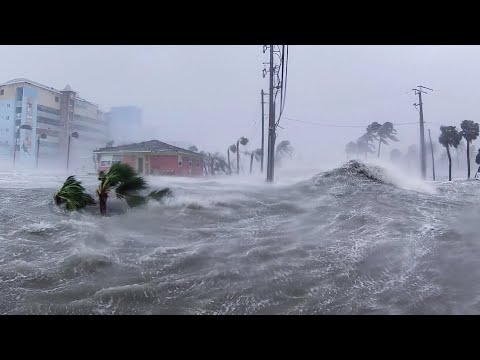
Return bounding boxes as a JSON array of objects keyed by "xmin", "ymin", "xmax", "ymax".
[{"xmin": 94, "ymin": 140, "xmax": 202, "ymax": 156}]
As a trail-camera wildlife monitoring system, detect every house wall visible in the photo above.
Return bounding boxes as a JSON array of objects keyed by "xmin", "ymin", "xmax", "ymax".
[{"xmin": 95, "ymin": 152, "xmax": 204, "ymax": 177}]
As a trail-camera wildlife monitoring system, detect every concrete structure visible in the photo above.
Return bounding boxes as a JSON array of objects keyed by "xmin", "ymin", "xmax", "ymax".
[
  {"xmin": 0, "ymin": 78, "xmax": 108, "ymax": 166},
  {"xmin": 106, "ymin": 106, "xmax": 142, "ymax": 144},
  {"xmin": 94, "ymin": 140, "xmax": 204, "ymax": 176}
]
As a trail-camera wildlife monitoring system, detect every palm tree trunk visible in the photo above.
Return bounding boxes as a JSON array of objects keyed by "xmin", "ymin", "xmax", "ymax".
[
  {"xmin": 227, "ymin": 149, "xmax": 231, "ymax": 174},
  {"xmin": 447, "ymin": 146, "xmax": 452, "ymax": 181},
  {"xmin": 377, "ymin": 138, "xmax": 381, "ymax": 158},
  {"xmin": 236, "ymin": 140, "xmax": 240, "ymax": 175},
  {"xmin": 467, "ymin": 141, "xmax": 471, "ymax": 179},
  {"xmin": 99, "ymin": 193, "xmax": 108, "ymax": 215},
  {"xmin": 250, "ymin": 153, "xmax": 254, "ymax": 174}
]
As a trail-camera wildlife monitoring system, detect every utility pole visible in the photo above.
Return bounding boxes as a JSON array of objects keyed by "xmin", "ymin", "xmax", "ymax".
[
  {"xmin": 412, "ymin": 85, "xmax": 433, "ymax": 180},
  {"xmin": 428, "ymin": 129, "xmax": 435, "ymax": 181},
  {"xmin": 261, "ymin": 89, "xmax": 265, "ymax": 173},
  {"xmin": 266, "ymin": 45, "xmax": 275, "ymax": 182}
]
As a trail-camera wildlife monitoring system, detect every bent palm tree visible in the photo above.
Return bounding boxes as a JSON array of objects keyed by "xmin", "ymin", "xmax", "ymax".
[
  {"xmin": 357, "ymin": 136, "xmax": 375, "ymax": 160},
  {"xmin": 228, "ymin": 144, "xmax": 236, "ymax": 174},
  {"xmin": 377, "ymin": 122, "xmax": 399, "ymax": 158},
  {"xmin": 54, "ymin": 176, "xmax": 95, "ymax": 211},
  {"xmin": 460, "ymin": 120, "xmax": 480, "ymax": 179},
  {"xmin": 249, "ymin": 148, "xmax": 262, "ymax": 174},
  {"xmin": 97, "ymin": 163, "xmax": 172, "ymax": 214},
  {"xmin": 439, "ymin": 126, "xmax": 463, "ymax": 181},
  {"xmin": 236, "ymin": 137, "xmax": 249, "ymax": 174}
]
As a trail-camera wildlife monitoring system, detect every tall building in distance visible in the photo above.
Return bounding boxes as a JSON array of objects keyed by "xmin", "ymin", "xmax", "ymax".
[
  {"xmin": 106, "ymin": 106, "xmax": 143, "ymax": 145},
  {"xmin": 0, "ymin": 78, "xmax": 108, "ymax": 166}
]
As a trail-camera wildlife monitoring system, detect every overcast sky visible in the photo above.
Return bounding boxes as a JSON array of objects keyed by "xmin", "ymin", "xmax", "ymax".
[{"xmin": 2, "ymin": 45, "xmax": 480, "ymax": 165}]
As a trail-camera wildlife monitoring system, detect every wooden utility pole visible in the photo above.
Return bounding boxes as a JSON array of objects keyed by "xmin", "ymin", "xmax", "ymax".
[
  {"xmin": 261, "ymin": 89, "xmax": 265, "ymax": 173},
  {"xmin": 266, "ymin": 45, "xmax": 275, "ymax": 182},
  {"xmin": 413, "ymin": 85, "xmax": 433, "ymax": 180}
]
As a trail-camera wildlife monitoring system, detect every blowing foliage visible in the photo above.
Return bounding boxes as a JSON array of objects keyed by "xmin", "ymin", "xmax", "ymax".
[
  {"xmin": 55, "ymin": 163, "xmax": 171, "ymax": 214},
  {"xmin": 53, "ymin": 176, "xmax": 96, "ymax": 211}
]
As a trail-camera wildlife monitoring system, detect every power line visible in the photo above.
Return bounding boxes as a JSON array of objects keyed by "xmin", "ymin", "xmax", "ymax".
[{"xmin": 282, "ymin": 116, "xmax": 420, "ymax": 128}]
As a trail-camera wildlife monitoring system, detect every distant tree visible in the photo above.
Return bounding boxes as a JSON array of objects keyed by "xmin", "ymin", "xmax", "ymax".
[
  {"xmin": 377, "ymin": 122, "xmax": 399, "ymax": 158},
  {"xmin": 227, "ymin": 144, "xmax": 236, "ymax": 175},
  {"xmin": 106, "ymin": 140, "xmax": 114, "ymax": 148},
  {"xmin": 248, "ymin": 148, "xmax": 263, "ymax": 174},
  {"xmin": 275, "ymin": 140, "xmax": 293, "ymax": 167},
  {"xmin": 345, "ymin": 141, "xmax": 357, "ymax": 159},
  {"xmin": 460, "ymin": 120, "xmax": 480, "ymax": 179},
  {"xmin": 439, "ymin": 126, "xmax": 463, "ymax": 181},
  {"xmin": 235, "ymin": 137, "xmax": 249, "ymax": 175},
  {"xmin": 455, "ymin": 140, "xmax": 466, "ymax": 169},
  {"xmin": 188, "ymin": 145, "xmax": 199, "ymax": 152},
  {"xmin": 357, "ymin": 122, "xmax": 381, "ymax": 160},
  {"xmin": 356, "ymin": 136, "xmax": 375, "ymax": 159},
  {"xmin": 390, "ymin": 149, "xmax": 403, "ymax": 162}
]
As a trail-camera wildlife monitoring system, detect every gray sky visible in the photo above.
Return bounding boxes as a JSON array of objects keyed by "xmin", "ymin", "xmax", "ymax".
[{"xmin": 2, "ymin": 45, "xmax": 480, "ymax": 165}]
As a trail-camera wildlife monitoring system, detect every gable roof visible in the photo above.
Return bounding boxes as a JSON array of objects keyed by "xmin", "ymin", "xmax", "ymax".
[{"xmin": 94, "ymin": 140, "xmax": 202, "ymax": 156}]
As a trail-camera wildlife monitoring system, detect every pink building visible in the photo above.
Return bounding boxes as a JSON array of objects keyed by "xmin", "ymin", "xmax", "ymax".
[{"xmin": 93, "ymin": 140, "xmax": 204, "ymax": 177}]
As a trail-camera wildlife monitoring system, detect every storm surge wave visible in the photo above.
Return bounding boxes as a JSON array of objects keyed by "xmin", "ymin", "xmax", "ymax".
[{"xmin": 1, "ymin": 160, "xmax": 480, "ymax": 314}]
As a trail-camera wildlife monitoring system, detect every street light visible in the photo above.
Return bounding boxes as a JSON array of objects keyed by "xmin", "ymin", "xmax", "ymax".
[
  {"xmin": 13, "ymin": 124, "xmax": 33, "ymax": 167},
  {"xmin": 67, "ymin": 131, "xmax": 79, "ymax": 171},
  {"xmin": 36, "ymin": 133, "xmax": 47, "ymax": 168}
]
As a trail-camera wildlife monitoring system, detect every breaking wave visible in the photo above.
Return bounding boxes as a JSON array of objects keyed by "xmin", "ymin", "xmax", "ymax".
[{"xmin": 1, "ymin": 160, "xmax": 480, "ymax": 314}]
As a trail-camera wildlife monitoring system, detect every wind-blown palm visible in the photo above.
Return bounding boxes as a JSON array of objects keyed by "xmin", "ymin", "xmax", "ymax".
[
  {"xmin": 236, "ymin": 137, "xmax": 249, "ymax": 174},
  {"xmin": 377, "ymin": 122, "xmax": 399, "ymax": 158},
  {"xmin": 54, "ymin": 176, "xmax": 95, "ymax": 211},
  {"xmin": 460, "ymin": 120, "xmax": 480, "ymax": 179},
  {"xmin": 357, "ymin": 135, "xmax": 375, "ymax": 159},
  {"xmin": 97, "ymin": 163, "xmax": 170, "ymax": 214},
  {"xmin": 248, "ymin": 148, "xmax": 263, "ymax": 174},
  {"xmin": 358, "ymin": 122, "xmax": 381, "ymax": 160},
  {"xmin": 439, "ymin": 126, "xmax": 463, "ymax": 181},
  {"xmin": 228, "ymin": 144, "xmax": 236, "ymax": 174}
]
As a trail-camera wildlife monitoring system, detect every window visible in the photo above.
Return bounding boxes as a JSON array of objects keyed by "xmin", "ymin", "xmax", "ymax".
[
  {"xmin": 100, "ymin": 160, "xmax": 111, "ymax": 167},
  {"xmin": 69, "ymin": 99, "xmax": 74, "ymax": 106},
  {"xmin": 6, "ymin": 116, "xmax": 9, "ymax": 120},
  {"xmin": 15, "ymin": 107, "xmax": 22, "ymax": 114},
  {"xmin": 189, "ymin": 160, "xmax": 192, "ymax": 167},
  {"xmin": 178, "ymin": 155, "xmax": 183, "ymax": 167},
  {"xmin": 7, "ymin": 104, "xmax": 10, "ymax": 108},
  {"xmin": 112, "ymin": 155, "xmax": 122, "ymax": 165},
  {"xmin": 55, "ymin": 96, "xmax": 59, "ymax": 102},
  {"xmin": 0, "ymin": 89, "xmax": 4, "ymax": 95},
  {"xmin": 15, "ymin": 87, "xmax": 24, "ymax": 101}
]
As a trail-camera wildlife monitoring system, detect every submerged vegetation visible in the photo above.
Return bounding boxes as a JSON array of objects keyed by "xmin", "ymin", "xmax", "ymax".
[{"xmin": 54, "ymin": 163, "xmax": 171, "ymax": 214}]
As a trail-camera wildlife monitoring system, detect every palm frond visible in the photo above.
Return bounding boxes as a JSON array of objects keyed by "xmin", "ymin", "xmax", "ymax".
[{"xmin": 54, "ymin": 176, "xmax": 95, "ymax": 211}]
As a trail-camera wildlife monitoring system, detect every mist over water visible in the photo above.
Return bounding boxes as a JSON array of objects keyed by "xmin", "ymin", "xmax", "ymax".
[{"xmin": 2, "ymin": 159, "xmax": 480, "ymax": 315}]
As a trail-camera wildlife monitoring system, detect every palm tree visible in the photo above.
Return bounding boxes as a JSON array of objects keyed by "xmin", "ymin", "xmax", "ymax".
[
  {"xmin": 248, "ymin": 148, "xmax": 262, "ymax": 174},
  {"xmin": 356, "ymin": 136, "xmax": 375, "ymax": 159},
  {"xmin": 345, "ymin": 141, "xmax": 357, "ymax": 159},
  {"xmin": 55, "ymin": 165, "xmax": 171, "ymax": 214},
  {"xmin": 96, "ymin": 163, "xmax": 172, "ymax": 215},
  {"xmin": 439, "ymin": 126, "xmax": 463, "ymax": 181},
  {"xmin": 357, "ymin": 122, "xmax": 380, "ymax": 160},
  {"xmin": 228, "ymin": 144, "xmax": 236, "ymax": 174},
  {"xmin": 460, "ymin": 120, "xmax": 480, "ymax": 179},
  {"xmin": 276, "ymin": 140, "xmax": 293, "ymax": 166},
  {"xmin": 236, "ymin": 137, "xmax": 249, "ymax": 174},
  {"xmin": 377, "ymin": 122, "xmax": 399, "ymax": 158},
  {"xmin": 54, "ymin": 176, "xmax": 95, "ymax": 211}
]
